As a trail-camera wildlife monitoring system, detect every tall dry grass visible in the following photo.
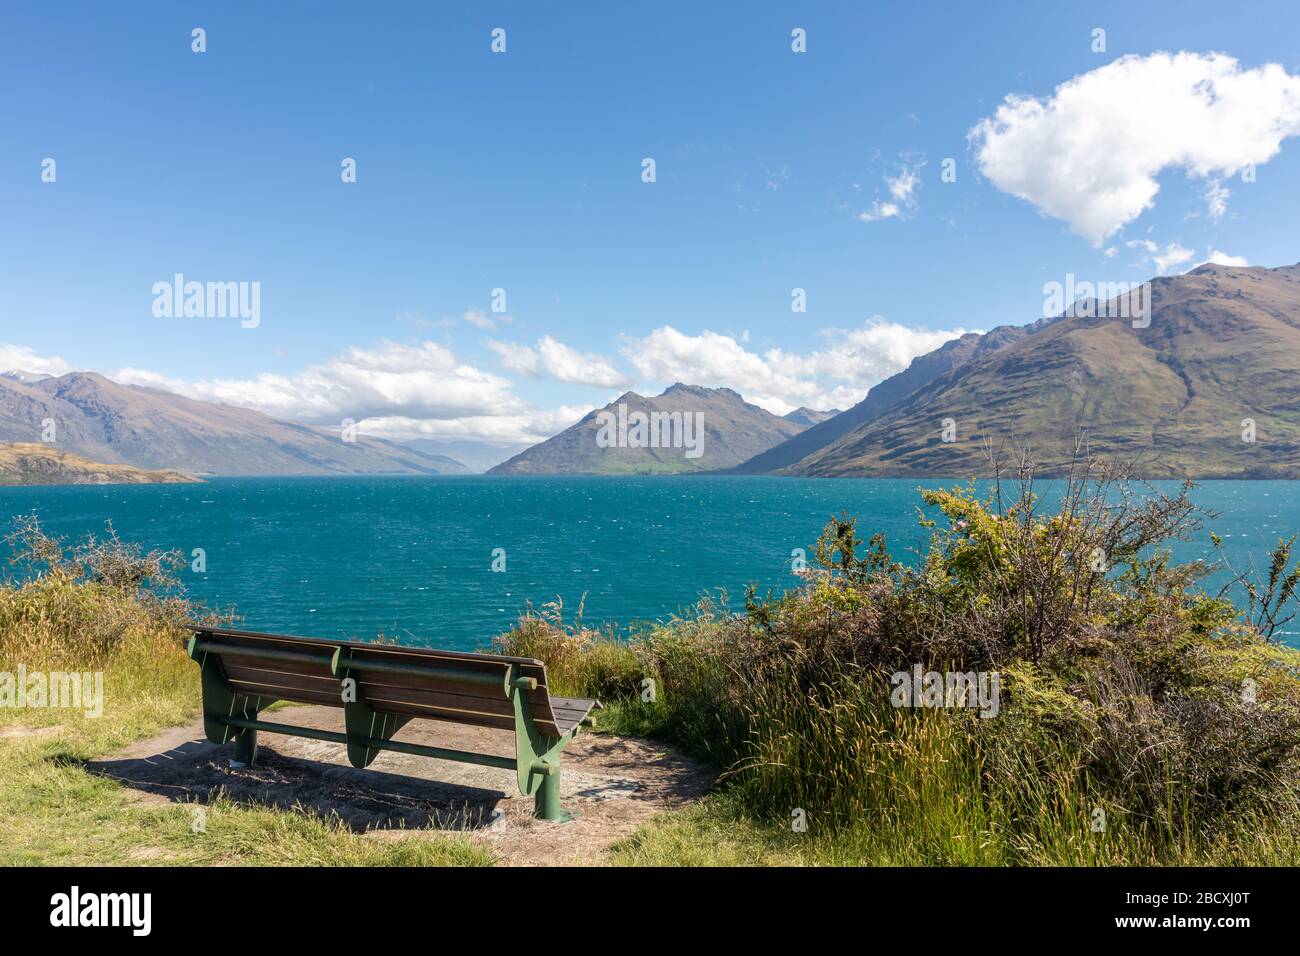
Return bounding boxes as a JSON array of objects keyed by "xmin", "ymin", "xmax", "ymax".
[{"xmin": 499, "ymin": 462, "xmax": 1300, "ymax": 864}]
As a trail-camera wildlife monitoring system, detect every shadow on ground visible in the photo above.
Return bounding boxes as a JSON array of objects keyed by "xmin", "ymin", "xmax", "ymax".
[{"xmin": 87, "ymin": 704, "xmax": 713, "ymax": 865}]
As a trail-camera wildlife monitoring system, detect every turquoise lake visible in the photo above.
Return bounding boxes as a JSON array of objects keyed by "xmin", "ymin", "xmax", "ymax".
[{"xmin": 2, "ymin": 476, "xmax": 1298, "ymax": 650}]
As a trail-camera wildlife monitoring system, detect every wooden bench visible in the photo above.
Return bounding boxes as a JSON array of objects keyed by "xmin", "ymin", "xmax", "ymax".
[{"xmin": 187, "ymin": 626, "xmax": 601, "ymax": 821}]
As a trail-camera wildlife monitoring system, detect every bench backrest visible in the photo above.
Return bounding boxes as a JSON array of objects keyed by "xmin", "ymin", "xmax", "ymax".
[{"xmin": 191, "ymin": 626, "xmax": 575, "ymax": 738}]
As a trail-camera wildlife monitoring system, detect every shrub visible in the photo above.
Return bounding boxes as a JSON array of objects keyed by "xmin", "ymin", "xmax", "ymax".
[{"xmin": 499, "ymin": 456, "xmax": 1300, "ymax": 861}]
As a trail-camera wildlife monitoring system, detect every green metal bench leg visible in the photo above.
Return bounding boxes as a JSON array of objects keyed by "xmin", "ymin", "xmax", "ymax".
[
  {"xmin": 187, "ymin": 637, "xmax": 267, "ymax": 768},
  {"xmin": 231, "ymin": 726, "xmax": 258, "ymax": 767},
  {"xmin": 509, "ymin": 664, "xmax": 580, "ymax": 822},
  {"xmin": 534, "ymin": 766, "xmax": 568, "ymax": 822}
]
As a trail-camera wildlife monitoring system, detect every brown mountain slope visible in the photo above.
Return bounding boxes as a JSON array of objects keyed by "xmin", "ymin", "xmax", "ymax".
[
  {"xmin": 489, "ymin": 383, "xmax": 806, "ymax": 475},
  {"xmin": 0, "ymin": 443, "xmax": 199, "ymax": 486},
  {"xmin": 0, "ymin": 372, "xmax": 464, "ymax": 476},
  {"xmin": 792, "ymin": 263, "xmax": 1300, "ymax": 478},
  {"xmin": 728, "ymin": 316, "xmax": 1064, "ymax": 475}
]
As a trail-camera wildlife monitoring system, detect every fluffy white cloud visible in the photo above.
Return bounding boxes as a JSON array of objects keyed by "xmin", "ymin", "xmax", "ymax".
[
  {"xmin": 621, "ymin": 320, "xmax": 971, "ymax": 415},
  {"xmin": 0, "ymin": 344, "xmax": 74, "ymax": 377},
  {"xmin": 488, "ymin": 335, "xmax": 630, "ymax": 388},
  {"xmin": 1126, "ymin": 240, "xmax": 1250, "ymax": 274},
  {"xmin": 116, "ymin": 340, "xmax": 536, "ymax": 435},
  {"xmin": 112, "ymin": 338, "xmax": 611, "ymax": 444},
  {"xmin": 345, "ymin": 404, "xmax": 596, "ymax": 445},
  {"xmin": 1203, "ymin": 249, "xmax": 1250, "ymax": 267},
  {"xmin": 1126, "ymin": 239, "xmax": 1195, "ymax": 274},
  {"xmin": 8, "ymin": 316, "xmax": 969, "ymax": 444},
  {"xmin": 971, "ymin": 52, "xmax": 1300, "ymax": 242},
  {"xmin": 858, "ymin": 163, "xmax": 924, "ymax": 222},
  {"xmin": 1196, "ymin": 251, "xmax": 1248, "ymax": 269},
  {"xmin": 486, "ymin": 340, "xmax": 540, "ymax": 375}
]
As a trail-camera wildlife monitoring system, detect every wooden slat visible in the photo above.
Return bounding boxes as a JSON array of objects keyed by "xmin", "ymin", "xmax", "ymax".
[
  {"xmin": 355, "ymin": 680, "xmax": 514, "ymax": 717},
  {"xmin": 192, "ymin": 626, "xmax": 589, "ymax": 738},
  {"xmin": 225, "ymin": 678, "xmax": 344, "ymax": 708},
  {"xmin": 340, "ymin": 664, "xmax": 510, "ymax": 699},
  {"xmin": 194, "ymin": 626, "xmax": 545, "ymax": 666},
  {"xmin": 361, "ymin": 698, "xmax": 517, "ymax": 732}
]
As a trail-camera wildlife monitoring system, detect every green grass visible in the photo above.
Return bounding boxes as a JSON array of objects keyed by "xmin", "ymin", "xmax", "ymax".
[
  {"xmin": 0, "ymin": 565, "xmax": 493, "ymax": 867},
  {"xmin": 498, "ymin": 474, "xmax": 1300, "ymax": 867},
  {"xmin": 7, "ymin": 479, "xmax": 1300, "ymax": 868},
  {"xmin": 0, "ymin": 665, "xmax": 493, "ymax": 866}
]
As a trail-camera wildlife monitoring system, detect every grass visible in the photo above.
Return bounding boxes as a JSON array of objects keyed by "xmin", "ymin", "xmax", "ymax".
[
  {"xmin": 6, "ymin": 462, "xmax": 1300, "ymax": 867},
  {"xmin": 0, "ymin": 532, "xmax": 493, "ymax": 867},
  {"xmin": 500, "ymin": 464, "xmax": 1300, "ymax": 866}
]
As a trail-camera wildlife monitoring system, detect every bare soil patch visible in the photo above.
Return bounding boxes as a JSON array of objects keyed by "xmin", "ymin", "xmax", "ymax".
[{"xmin": 87, "ymin": 705, "xmax": 712, "ymax": 865}]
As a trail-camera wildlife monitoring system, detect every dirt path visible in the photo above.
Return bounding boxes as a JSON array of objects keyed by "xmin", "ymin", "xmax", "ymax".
[{"xmin": 87, "ymin": 705, "xmax": 712, "ymax": 865}]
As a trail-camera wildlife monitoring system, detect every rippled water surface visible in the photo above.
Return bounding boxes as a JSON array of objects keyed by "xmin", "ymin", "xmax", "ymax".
[{"xmin": 3, "ymin": 476, "xmax": 1297, "ymax": 649}]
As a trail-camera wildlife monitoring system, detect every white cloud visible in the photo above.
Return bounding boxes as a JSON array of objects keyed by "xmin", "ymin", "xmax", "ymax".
[
  {"xmin": 1126, "ymin": 239, "xmax": 1195, "ymax": 274},
  {"xmin": 1204, "ymin": 180, "xmax": 1230, "ymax": 222},
  {"xmin": 346, "ymin": 404, "xmax": 595, "ymax": 445},
  {"xmin": 487, "ymin": 340, "xmax": 539, "ymax": 375},
  {"xmin": 858, "ymin": 201, "xmax": 902, "ymax": 223},
  {"xmin": 621, "ymin": 320, "xmax": 971, "ymax": 415},
  {"xmin": 116, "ymin": 340, "xmax": 537, "ymax": 438},
  {"xmin": 488, "ymin": 335, "xmax": 630, "ymax": 388},
  {"xmin": 5, "ymin": 317, "xmax": 970, "ymax": 444},
  {"xmin": 971, "ymin": 52, "xmax": 1300, "ymax": 242},
  {"xmin": 462, "ymin": 308, "xmax": 510, "ymax": 331},
  {"xmin": 1203, "ymin": 249, "xmax": 1250, "ymax": 267},
  {"xmin": 0, "ymin": 344, "xmax": 74, "ymax": 377},
  {"xmin": 1153, "ymin": 243, "xmax": 1195, "ymax": 274},
  {"xmin": 858, "ymin": 162, "xmax": 924, "ymax": 222}
]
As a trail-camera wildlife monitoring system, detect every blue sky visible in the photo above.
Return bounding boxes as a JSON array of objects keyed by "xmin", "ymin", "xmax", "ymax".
[{"xmin": 3, "ymin": 1, "xmax": 1300, "ymax": 445}]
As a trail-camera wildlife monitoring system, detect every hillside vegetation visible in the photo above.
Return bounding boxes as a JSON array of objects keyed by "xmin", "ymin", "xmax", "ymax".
[
  {"xmin": 500, "ymin": 455, "xmax": 1300, "ymax": 864},
  {"xmin": 0, "ymin": 443, "xmax": 199, "ymax": 486},
  {"xmin": 0, "ymin": 518, "xmax": 489, "ymax": 866},
  {"xmin": 4, "ymin": 454, "xmax": 1299, "ymax": 865},
  {"xmin": 785, "ymin": 263, "xmax": 1300, "ymax": 478}
]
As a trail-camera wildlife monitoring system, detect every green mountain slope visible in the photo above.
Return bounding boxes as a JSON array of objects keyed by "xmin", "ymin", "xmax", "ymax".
[
  {"xmin": 730, "ymin": 318, "xmax": 1061, "ymax": 475},
  {"xmin": 489, "ymin": 383, "xmax": 806, "ymax": 475},
  {"xmin": 792, "ymin": 263, "xmax": 1300, "ymax": 477}
]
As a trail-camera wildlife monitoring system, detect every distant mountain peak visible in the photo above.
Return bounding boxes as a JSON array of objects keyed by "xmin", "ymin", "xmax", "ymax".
[
  {"xmin": 661, "ymin": 382, "xmax": 742, "ymax": 400},
  {"xmin": 0, "ymin": 371, "xmax": 473, "ymax": 477},
  {"xmin": 783, "ymin": 406, "xmax": 843, "ymax": 428},
  {"xmin": 0, "ymin": 369, "xmax": 53, "ymax": 384},
  {"xmin": 489, "ymin": 384, "xmax": 803, "ymax": 475},
  {"xmin": 786, "ymin": 261, "xmax": 1300, "ymax": 478}
]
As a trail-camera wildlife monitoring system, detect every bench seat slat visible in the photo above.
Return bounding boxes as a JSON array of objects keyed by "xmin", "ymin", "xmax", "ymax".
[
  {"xmin": 355, "ymin": 680, "xmax": 514, "ymax": 717},
  {"xmin": 224, "ymin": 678, "xmax": 344, "ymax": 708},
  {"xmin": 194, "ymin": 626, "xmax": 589, "ymax": 738},
  {"xmin": 194, "ymin": 625, "xmax": 546, "ymax": 665},
  {"xmin": 361, "ymin": 700, "xmax": 518, "ymax": 732},
  {"xmin": 221, "ymin": 663, "xmax": 340, "ymax": 690}
]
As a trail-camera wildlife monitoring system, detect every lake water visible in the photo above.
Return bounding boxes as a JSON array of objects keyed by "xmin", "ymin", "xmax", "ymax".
[{"xmin": 2, "ymin": 476, "xmax": 1297, "ymax": 650}]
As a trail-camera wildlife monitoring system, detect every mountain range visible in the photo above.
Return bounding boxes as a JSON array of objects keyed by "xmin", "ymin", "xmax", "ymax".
[
  {"xmin": 7, "ymin": 262, "xmax": 1297, "ymax": 481},
  {"xmin": 0, "ymin": 371, "xmax": 469, "ymax": 476},
  {"xmin": 493, "ymin": 261, "xmax": 1300, "ymax": 479},
  {"xmin": 488, "ymin": 383, "xmax": 808, "ymax": 474},
  {"xmin": 785, "ymin": 262, "xmax": 1300, "ymax": 477}
]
